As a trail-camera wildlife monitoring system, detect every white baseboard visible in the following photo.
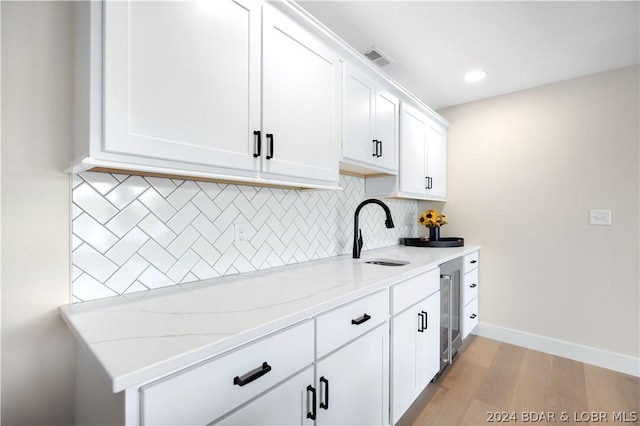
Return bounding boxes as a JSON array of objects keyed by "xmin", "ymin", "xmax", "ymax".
[{"xmin": 473, "ymin": 322, "xmax": 640, "ymax": 377}]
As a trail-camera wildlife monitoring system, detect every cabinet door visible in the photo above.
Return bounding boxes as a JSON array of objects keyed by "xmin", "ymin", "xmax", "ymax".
[
  {"xmin": 343, "ymin": 67, "xmax": 376, "ymax": 164},
  {"xmin": 391, "ymin": 292, "xmax": 440, "ymax": 424},
  {"xmin": 262, "ymin": 6, "xmax": 340, "ymax": 183},
  {"xmin": 315, "ymin": 323, "xmax": 389, "ymax": 426},
  {"xmin": 219, "ymin": 367, "xmax": 314, "ymax": 426},
  {"xmin": 415, "ymin": 293, "xmax": 440, "ymax": 388},
  {"xmin": 374, "ymin": 91, "xmax": 399, "ymax": 172},
  {"xmin": 425, "ymin": 120, "xmax": 447, "ymax": 199},
  {"xmin": 103, "ymin": 0, "xmax": 261, "ymax": 170},
  {"xmin": 399, "ymin": 104, "xmax": 428, "ymax": 196},
  {"xmin": 391, "ymin": 306, "xmax": 419, "ymax": 423}
]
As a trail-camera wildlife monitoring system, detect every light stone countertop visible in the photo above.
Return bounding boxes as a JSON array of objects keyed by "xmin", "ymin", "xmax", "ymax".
[{"xmin": 60, "ymin": 244, "xmax": 480, "ymax": 392}]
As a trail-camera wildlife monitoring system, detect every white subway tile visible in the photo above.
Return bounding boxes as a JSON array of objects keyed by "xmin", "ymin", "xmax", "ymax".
[
  {"xmin": 73, "ymin": 213, "xmax": 119, "ymax": 253},
  {"xmin": 138, "ymin": 240, "xmax": 176, "ymax": 273},
  {"xmin": 74, "ymin": 183, "xmax": 119, "ymax": 223},
  {"xmin": 137, "ymin": 266, "xmax": 175, "ymax": 289},
  {"xmin": 138, "ymin": 214, "xmax": 177, "ymax": 247},
  {"xmin": 105, "ymin": 176, "xmax": 150, "ymax": 209},
  {"xmin": 105, "ymin": 227, "xmax": 149, "ymax": 266},
  {"xmin": 106, "ymin": 201, "xmax": 150, "ymax": 238},
  {"xmin": 139, "ymin": 188, "xmax": 177, "ymax": 222},
  {"xmin": 80, "ymin": 171, "xmax": 120, "ymax": 195},
  {"xmin": 74, "ymin": 244, "xmax": 118, "ymax": 282},
  {"xmin": 104, "ymin": 254, "xmax": 149, "ymax": 294}
]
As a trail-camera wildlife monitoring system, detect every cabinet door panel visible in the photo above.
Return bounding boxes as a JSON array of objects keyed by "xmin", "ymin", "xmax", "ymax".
[
  {"xmin": 399, "ymin": 105, "xmax": 428, "ymax": 196},
  {"xmin": 391, "ymin": 308, "xmax": 419, "ymax": 421},
  {"xmin": 426, "ymin": 121, "xmax": 447, "ymax": 199},
  {"xmin": 343, "ymin": 69, "xmax": 376, "ymax": 163},
  {"xmin": 104, "ymin": 0, "xmax": 260, "ymax": 169},
  {"xmin": 416, "ymin": 294, "xmax": 440, "ymax": 388},
  {"xmin": 375, "ymin": 91, "xmax": 399, "ymax": 171},
  {"xmin": 262, "ymin": 7, "xmax": 340, "ymax": 183},
  {"xmin": 316, "ymin": 324, "xmax": 389, "ymax": 426},
  {"xmin": 219, "ymin": 367, "xmax": 314, "ymax": 426}
]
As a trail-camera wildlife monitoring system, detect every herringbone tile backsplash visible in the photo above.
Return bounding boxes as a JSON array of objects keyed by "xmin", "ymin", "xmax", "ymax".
[{"xmin": 71, "ymin": 172, "xmax": 418, "ymax": 302}]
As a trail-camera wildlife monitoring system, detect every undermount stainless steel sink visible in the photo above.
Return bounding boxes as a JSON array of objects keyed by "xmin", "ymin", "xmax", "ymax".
[{"xmin": 364, "ymin": 259, "xmax": 410, "ymax": 266}]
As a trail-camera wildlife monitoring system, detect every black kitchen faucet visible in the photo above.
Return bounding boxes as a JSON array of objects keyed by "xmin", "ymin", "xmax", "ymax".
[{"xmin": 352, "ymin": 199, "xmax": 395, "ymax": 259}]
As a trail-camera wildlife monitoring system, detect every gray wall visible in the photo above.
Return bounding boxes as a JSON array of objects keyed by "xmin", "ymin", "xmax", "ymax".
[
  {"xmin": 427, "ymin": 66, "xmax": 640, "ymax": 358},
  {"xmin": 1, "ymin": 2, "xmax": 76, "ymax": 424}
]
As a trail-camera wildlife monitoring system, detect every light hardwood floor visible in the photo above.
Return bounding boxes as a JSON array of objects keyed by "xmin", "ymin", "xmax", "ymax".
[{"xmin": 400, "ymin": 336, "xmax": 639, "ymax": 425}]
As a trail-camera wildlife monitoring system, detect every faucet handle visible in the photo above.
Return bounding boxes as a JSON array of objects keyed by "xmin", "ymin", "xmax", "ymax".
[{"xmin": 358, "ymin": 229, "xmax": 363, "ymax": 250}]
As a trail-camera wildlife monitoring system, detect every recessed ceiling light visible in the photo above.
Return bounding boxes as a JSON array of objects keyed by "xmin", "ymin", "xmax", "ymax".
[{"xmin": 464, "ymin": 70, "xmax": 487, "ymax": 83}]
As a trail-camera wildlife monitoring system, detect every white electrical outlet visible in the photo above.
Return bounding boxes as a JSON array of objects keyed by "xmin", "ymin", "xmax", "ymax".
[
  {"xmin": 235, "ymin": 223, "xmax": 249, "ymax": 243},
  {"xmin": 589, "ymin": 209, "xmax": 612, "ymax": 226}
]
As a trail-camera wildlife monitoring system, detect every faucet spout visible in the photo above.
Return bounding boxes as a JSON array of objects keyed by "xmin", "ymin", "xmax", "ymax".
[{"xmin": 353, "ymin": 199, "xmax": 395, "ymax": 259}]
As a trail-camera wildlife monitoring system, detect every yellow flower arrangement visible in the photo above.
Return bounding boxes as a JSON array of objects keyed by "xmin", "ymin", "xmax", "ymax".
[{"xmin": 418, "ymin": 209, "xmax": 448, "ymax": 228}]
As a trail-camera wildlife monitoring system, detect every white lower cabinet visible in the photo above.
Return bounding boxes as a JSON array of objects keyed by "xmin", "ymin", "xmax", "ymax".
[
  {"xmin": 218, "ymin": 367, "xmax": 314, "ymax": 426},
  {"xmin": 462, "ymin": 251, "xmax": 480, "ymax": 339},
  {"xmin": 390, "ymin": 269, "xmax": 441, "ymax": 425},
  {"xmin": 315, "ymin": 323, "xmax": 390, "ymax": 426},
  {"xmin": 314, "ymin": 289, "xmax": 390, "ymax": 425}
]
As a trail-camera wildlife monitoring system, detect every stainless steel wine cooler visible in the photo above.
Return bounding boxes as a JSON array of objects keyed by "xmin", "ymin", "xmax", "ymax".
[{"xmin": 438, "ymin": 257, "xmax": 462, "ymax": 375}]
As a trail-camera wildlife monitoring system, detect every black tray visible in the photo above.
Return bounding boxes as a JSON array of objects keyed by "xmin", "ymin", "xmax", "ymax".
[{"xmin": 403, "ymin": 237, "xmax": 464, "ymax": 248}]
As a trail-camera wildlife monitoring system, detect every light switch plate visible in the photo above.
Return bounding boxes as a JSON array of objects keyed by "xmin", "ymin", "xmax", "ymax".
[{"xmin": 589, "ymin": 209, "xmax": 612, "ymax": 226}]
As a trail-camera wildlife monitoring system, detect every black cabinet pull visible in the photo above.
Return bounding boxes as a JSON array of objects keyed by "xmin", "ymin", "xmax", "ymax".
[
  {"xmin": 372, "ymin": 139, "xmax": 378, "ymax": 157},
  {"xmin": 417, "ymin": 312, "xmax": 425, "ymax": 332},
  {"xmin": 351, "ymin": 313, "xmax": 371, "ymax": 325},
  {"xmin": 425, "ymin": 176, "xmax": 433, "ymax": 189},
  {"xmin": 470, "ymin": 313, "xmax": 477, "ymax": 319},
  {"xmin": 470, "ymin": 259, "xmax": 478, "ymax": 264},
  {"xmin": 377, "ymin": 140, "xmax": 382, "ymax": 157},
  {"xmin": 253, "ymin": 131, "xmax": 261, "ymax": 158},
  {"xmin": 421, "ymin": 310, "xmax": 428, "ymax": 330},
  {"xmin": 319, "ymin": 376, "xmax": 329, "ymax": 410},
  {"xmin": 306, "ymin": 385, "xmax": 317, "ymax": 420},
  {"xmin": 233, "ymin": 362, "xmax": 271, "ymax": 387},
  {"xmin": 266, "ymin": 133, "xmax": 274, "ymax": 159},
  {"xmin": 470, "ymin": 283, "xmax": 477, "ymax": 288}
]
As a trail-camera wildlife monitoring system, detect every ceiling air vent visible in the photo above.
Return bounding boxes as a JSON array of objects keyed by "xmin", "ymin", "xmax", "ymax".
[{"xmin": 363, "ymin": 46, "xmax": 395, "ymax": 67}]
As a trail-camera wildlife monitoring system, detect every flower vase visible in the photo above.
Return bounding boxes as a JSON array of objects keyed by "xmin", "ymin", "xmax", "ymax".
[{"xmin": 429, "ymin": 227, "xmax": 440, "ymax": 241}]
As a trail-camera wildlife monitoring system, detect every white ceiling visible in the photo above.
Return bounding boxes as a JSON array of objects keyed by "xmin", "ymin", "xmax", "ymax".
[{"xmin": 297, "ymin": 1, "xmax": 640, "ymax": 109}]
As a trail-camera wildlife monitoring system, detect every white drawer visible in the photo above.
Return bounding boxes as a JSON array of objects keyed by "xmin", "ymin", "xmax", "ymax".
[
  {"xmin": 391, "ymin": 268, "xmax": 440, "ymax": 315},
  {"xmin": 140, "ymin": 320, "xmax": 314, "ymax": 426},
  {"xmin": 316, "ymin": 290, "xmax": 388, "ymax": 359},
  {"xmin": 462, "ymin": 297, "xmax": 479, "ymax": 340},
  {"xmin": 464, "ymin": 251, "xmax": 479, "ymax": 273},
  {"xmin": 463, "ymin": 268, "xmax": 479, "ymax": 305}
]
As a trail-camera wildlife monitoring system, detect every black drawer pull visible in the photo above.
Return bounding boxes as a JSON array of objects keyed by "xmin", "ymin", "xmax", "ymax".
[
  {"xmin": 418, "ymin": 312, "xmax": 425, "ymax": 332},
  {"xmin": 306, "ymin": 385, "xmax": 316, "ymax": 420},
  {"xmin": 253, "ymin": 130, "xmax": 261, "ymax": 158},
  {"xmin": 470, "ymin": 283, "xmax": 477, "ymax": 288},
  {"xmin": 351, "ymin": 313, "xmax": 371, "ymax": 325},
  {"xmin": 372, "ymin": 139, "xmax": 378, "ymax": 157},
  {"xmin": 266, "ymin": 133, "xmax": 274, "ymax": 159},
  {"xmin": 233, "ymin": 362, "xmax": 271, "ymax": 387},
  {"xmin": 320, "ymin": 376, "xmax": 329, "ymax": 410},
  {"xmin": 377, "ymin": 140, "xmax": 382, "ymax": 157},
  {"xmin": 470, "ymin": 259, "xmax": 477, "ymax": 264},
  {"xmin": 470, "ymin": 313, "xmax": 477, "ymax": 319}
]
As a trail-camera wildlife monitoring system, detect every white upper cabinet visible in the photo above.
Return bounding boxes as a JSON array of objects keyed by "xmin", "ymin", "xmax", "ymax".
[
  {"xmin": 342, "ymin": 64, "xmax": 398, "ymax": 174},
  {"xmin": 365, "ymin": 102, "xmax": 448, "ymax": 200},
  {"xmin": 262, "ymin": 6, "xmax": 341, "ymax": 184},
  {"xmin": 102, "ymin": 0, "xmax": 261, "ymax": 173},
  {"xmin": 73, "ymin": 0, "xmax": 339, "ymax": 189}
]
